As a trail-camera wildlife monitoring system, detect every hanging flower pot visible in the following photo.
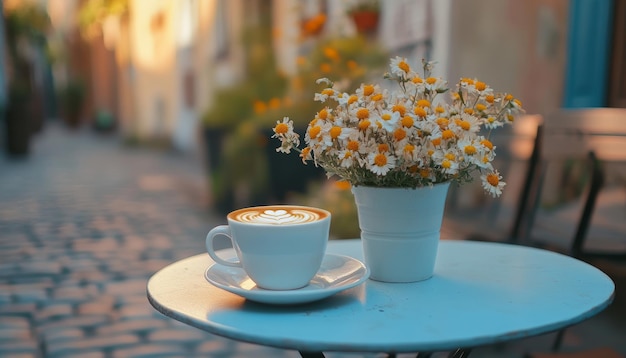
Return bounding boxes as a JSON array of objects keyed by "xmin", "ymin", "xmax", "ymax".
[{"xmin": 351, "ymin": 10, "xmax": 379, "ymax": 35}]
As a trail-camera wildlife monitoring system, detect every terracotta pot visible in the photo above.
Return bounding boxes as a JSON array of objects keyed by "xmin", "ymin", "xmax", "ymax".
[{"xmin": 351, "ymin": 11, "xmax": 379, "ymax": 34}]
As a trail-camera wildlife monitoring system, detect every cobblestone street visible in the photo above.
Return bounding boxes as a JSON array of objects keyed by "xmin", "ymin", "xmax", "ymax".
[{"xmin": 0, "ymin": 124, "xmax": 311, "ymax": 358}]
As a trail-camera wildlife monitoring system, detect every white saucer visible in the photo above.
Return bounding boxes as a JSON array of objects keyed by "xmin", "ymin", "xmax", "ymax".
[{"xmin": 204, "ymin": 254, "xmax": 369, "ymax": 305}]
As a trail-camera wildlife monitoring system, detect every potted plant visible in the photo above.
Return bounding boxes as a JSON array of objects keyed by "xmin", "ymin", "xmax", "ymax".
[
  {"xmin": 59, "ymin": 77, "xmax": 87, "ymax": 129},
  {"xmin": 347, "ymin": 0, "xmax": 380, "ymax": 35},
  {"xmin": 3, "ymin": 2, "xmax": 50, "ymax": 156},
  {"xmin": 272, "ymin": 56, "xmax": 524, "ymax": 282},
  {"xmin": 246, "ymin": 36, "xmax": 388, "ymax": 202}
]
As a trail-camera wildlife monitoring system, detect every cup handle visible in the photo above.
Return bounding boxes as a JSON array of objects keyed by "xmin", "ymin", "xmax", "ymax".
[{"xmin": 206, "ymin": 225, "xmax": 241, "ymax": 267}]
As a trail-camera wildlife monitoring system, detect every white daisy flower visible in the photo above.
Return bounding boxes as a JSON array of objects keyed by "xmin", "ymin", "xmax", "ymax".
[
  {"xmin": 367, "ymin": 151, "xmax": 396, "ymax": 176},
  {"xmin": 337, "ymin": 149, "xmax": 356, "ymax": 168},
  {"xmin": 389, "ymin": 56, "xmax": 413, "ymax": 77},
  {"xmin": 316, "ymin": 78, "xmax": 333, "ymax": 86},
  {"xmin": 481, "ymin": 170, "xmax": 506, "ymax": 197},
  {"xmin": 372, "ymin": 110, "xmax": 400, "ymax": 132}
]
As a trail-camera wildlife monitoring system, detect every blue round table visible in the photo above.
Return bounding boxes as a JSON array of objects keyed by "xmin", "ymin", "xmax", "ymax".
[{"xmin": 147, "ymin": 239, "xmax": 615, "ymax": 357}]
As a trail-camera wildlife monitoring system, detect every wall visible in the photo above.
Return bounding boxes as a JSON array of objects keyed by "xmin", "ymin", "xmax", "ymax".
[
  {"xmin": 447, "ymin": 0, "xmax": 569, "ymax": 116},
  {"xmin": 128, "ymin": 0, "xmax": 177, "ymax": 141}
]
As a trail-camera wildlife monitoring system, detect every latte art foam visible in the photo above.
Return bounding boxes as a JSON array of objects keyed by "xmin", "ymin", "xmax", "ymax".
[{"xmin": 234, "ymin": 209, "xmax": 321, "ymax": 225}]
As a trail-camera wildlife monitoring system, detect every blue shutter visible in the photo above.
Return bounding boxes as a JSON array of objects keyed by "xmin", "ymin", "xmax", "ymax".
[{"xmin": 563, "ymin": 0, "xmax": 614, "ymax": 108}]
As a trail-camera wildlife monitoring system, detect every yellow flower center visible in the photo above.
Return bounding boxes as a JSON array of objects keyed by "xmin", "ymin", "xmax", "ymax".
[
  {"xmin": 445, "ymin": 153, "xmax": 455, "ymax": 161},
  {"xmin": 464, "ymin": 108, "xmax": 474, "ymax": 115},
  {"xmin": 442, "ymin": 160, "xmax": 451, "ymax": 169},
  {"xmin": 442, "ymin": 130, "xmax": 455, "ymax": 140},
  {"xmin": 347, "ymin": 140, "xmax": 359, "ymax": 151},
  {"xmin": 481, "ymin": 139, "xmax": 493, "ymax": 150},
  {"xmin": 401, "ymin": 116, "xmax": 414, "ymax": 128},
  {"xmin": 485, "ymin": 95, "xmax": 495, "ymax": 103},
  {"xmin": 420, "ymin": 168, "xmax": 430, "ymax": 178},
  {"xmin": 363, "ymin": 85, "xmax": 375, "ymax": 96},
  {"xmin": 414, "ymin": 107, "xmax": 427, "ymax": 118},
  {"xmin": 436, "ymin": 117, "xmax": 449, "ymax": 129},
  {"xmin": 404, "ymin": 144, "xmax": 415, "ymax": 153},
  {"xmin": 358, "ymin": 120, "xmax": 371, "ymax": 130},
  {"xmin": 426, "ymin": 77, "xmax": 437, "ymax": 85},
  {"xmin": 464, "ymin": 145, "xmax": 477, "ymax": 155},
  {"xmin": 412, "ymin": 77, "xmax": 423, "ymax": 84},
  {"xmin": 318, "ymin": 108, "xmax": 329, "ymax": 120},
  {"xmin": 486, "ymin": 173, "xmax": 500, "ymax": 186},
  {"xmin": 475, "ymin": 81, "xmax": 486, "ymax": 91},
  {"xmin": 475, "ymin": 103, "xmax": 486, "ymax": 111},
  {"xmin": 321, "ymin": 89, "xmax": 334, "ymax": 96},
  {"xmin": 381, "ymin": 113, "xmax": 392, "ymax": 121},
  {"xmin": 435, "ymin": 105, "xmax": 445, "ymax": 114},
  {"xmin": 459, "ymin": 120, "xmax": 471, "ymax": 131},
  {"xmin": 378, "ymin": 143, "xmax": 389, "ymax": 152},
  {"xmin": 330, "ymin": 126, "xmax": 342, "ymax": 139},
  {"xmin": 431, "ymin": 137, "xmax": 442, "ymax": 146},
  {"xmin": 392, "ymin": 104, "xmax": 407, "ymax": 116},
  {"xmin": 398, "ymin": 60, "xmax": 410, "ymax": 73},
  {"xmin": 374, "ymin": 153, "xmax": 387, "ymax": 167},
  {"xmin": 417, "ymin": 99, "xmax": 431, "ymax": 108},
  {"xmin": 300, "ymin": 147, "xmax": 311, "ymax": 159},
  {"xmin": 356, "ymin": 108, "xmax": 369, "ymax": 120},
  {"xmin": 348, "ymin": 95, "xmax": 358, "ymax": 105},
  {"xmin": 372, "ymin": 93, "xmax": 383, "ymax": 101},
  {"xmin": 504, "ymin": 94, "xmax": 514, "ymax": 101},
  {"xmin": 309, "ymin": 125, "xmax": 321, "ymax": 139},
  {"xmin": 394, "ymin": 128, "xmax": 406, "ymax": 141},
  {"xmin": 274, "ymin": 123, "xmax": 289, "ymax": 134}
]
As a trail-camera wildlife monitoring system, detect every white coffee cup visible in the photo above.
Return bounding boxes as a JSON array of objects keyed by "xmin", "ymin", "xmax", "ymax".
[{"xmin": 206, "ymin": 205, "xmax": 331, "ymax": 290}]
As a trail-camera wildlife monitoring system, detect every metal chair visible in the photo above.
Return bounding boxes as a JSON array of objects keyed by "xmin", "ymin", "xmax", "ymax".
[
  {"xmin": 520, "ymin": 108, "xmax": 626, "ymax": 356},
  {"xmin": 522, "ymin": 107, "xmax": 626, "ymax": 261}
]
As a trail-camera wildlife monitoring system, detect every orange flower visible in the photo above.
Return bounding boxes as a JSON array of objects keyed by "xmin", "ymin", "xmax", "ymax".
[
  {"xmin": 302, "ymin": 13, "xmax": 326, "ymax": 37},
  {"xmin": 253, "ymin": 100, "xmax": 267, "ymax": 114}
]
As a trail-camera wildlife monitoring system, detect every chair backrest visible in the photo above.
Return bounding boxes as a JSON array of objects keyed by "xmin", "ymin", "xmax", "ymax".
[
  {"xmin": 526, "ymin": 108, "xmax": 626, "ymax": 257},
  {"xmin": 541, "ymin": 108, "xmax": 626, "ymax": 161},
  {"xmin": 505, "ymin": 114, "xmax": 543, "ymax": 242}
]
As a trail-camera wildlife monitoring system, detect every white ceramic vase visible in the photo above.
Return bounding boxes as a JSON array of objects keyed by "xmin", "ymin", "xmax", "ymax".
[{"xmin": 352, "ymin": 182, "xmax": 451, "ymax": 283}]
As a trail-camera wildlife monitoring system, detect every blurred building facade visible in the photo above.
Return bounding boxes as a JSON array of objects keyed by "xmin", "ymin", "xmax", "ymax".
[{"xmin": 15, "ymin": 0, "xmax": 621, "ymax": 151}]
